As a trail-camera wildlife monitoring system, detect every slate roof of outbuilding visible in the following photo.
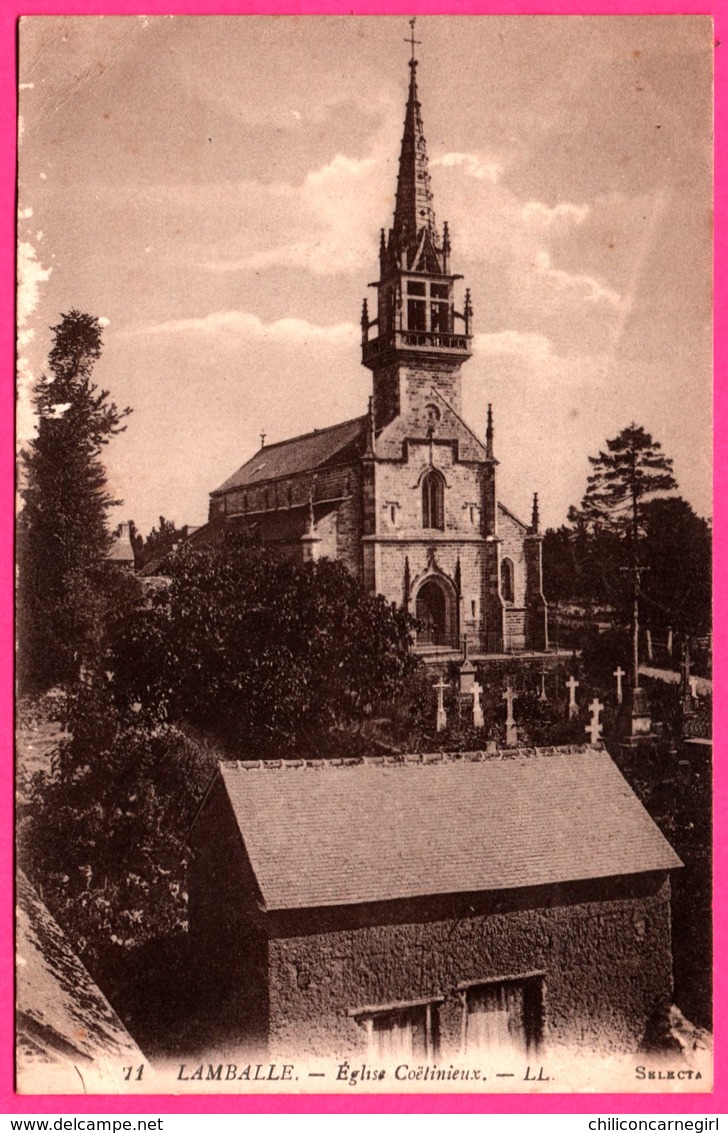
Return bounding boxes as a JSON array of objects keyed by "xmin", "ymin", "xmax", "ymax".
[
  {"xmin": 16, "ymin": 873, "xmax": 144, "ymax": 1069},
  {"xmin": 215, "ymin": 747, "xmax": 681, "ymax": 911},
  {"xmin": 212, "ymin": 416, "xmax": 368, "ymax": 496}
]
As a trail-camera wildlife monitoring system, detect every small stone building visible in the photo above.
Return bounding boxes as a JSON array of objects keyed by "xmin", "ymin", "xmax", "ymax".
[
  {"xmin": 187, "ymin": 747, "xmax": 681, "ymax": 1060},
  {"xmin": 197, "ymin": 51, "xmax": 548, "ymax": 655}
]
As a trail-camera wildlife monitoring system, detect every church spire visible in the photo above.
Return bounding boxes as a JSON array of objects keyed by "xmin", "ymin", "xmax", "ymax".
[
  {"xmin": 361, "ymin": 23, "xmax": 472, "ymax": 428},
  {"xmin": 392, "ymin": 36, "xmax": 438, "ymax": 260}
]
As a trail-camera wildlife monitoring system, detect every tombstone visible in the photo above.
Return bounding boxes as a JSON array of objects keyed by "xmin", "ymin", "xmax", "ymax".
[
  {"xmin": 689, "ymin": 676, "xmax": 699, "ymax": 702},
  {"xmin": 502, "ymin": 683, "xmax": 518, "ymax": 747},
  {"xmin": 585, "ymin": 699, "xmax": 604, "ymax": 745},
  {"xmin": 458, "ymin": 656, "xmax": 476, "ymax": 697},
  {"xmin": 613, "ymin": 666, "xmax": 625, "ymax": 706},
  {"xmin": 666, "ymin": 626, "xmax": 674, "ymax": 658},
  {"xmin": 433, "ymin": 677, "xmax": 449, "ymax": 733},
  {"xmin": 645, "ymin": 627, "xmax": 654, "ymax": 662},
  {"xmin": 472, "ymin": 681, "xmax": 485, "ymax": 728},
  {"xmin": 566, "ymin": 675, "xmax": 579, "ymax": 720},
  {"xmin": 538, "ymin": 668, "xmax": 548, "ymax": 703},
  {"xmin": 619, "ymin": 686, "xmax": 652, "ymax": 741}
]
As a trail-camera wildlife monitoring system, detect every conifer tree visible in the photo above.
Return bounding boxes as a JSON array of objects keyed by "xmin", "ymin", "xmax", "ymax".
[
  {"xmin": 576, "ymin": 424, "xmax": 678, "ymax": 545},
  {"xmin": 573, "ymin": 424, "xmax": 678, "ymax": 686},
  {"xmin": 18, "ymin": 310, "xmax": 131, "ymax": 690}
]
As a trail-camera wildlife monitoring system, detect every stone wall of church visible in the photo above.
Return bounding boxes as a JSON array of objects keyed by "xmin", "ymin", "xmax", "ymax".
[
  {"xmin": 333, "ymin": 465, "xmax": 364, "ymax": 580},
  {"xmin": 402, "ymin": 359, "xmax": 462, "ymax": 420},
  {"xmin": 374, "ymin": 443, "xmax": 486, "ymax": 538},
  {"xmin": 373, "ymin": 359, "xmax": 463, "ymax": 431},
  {"xmin": 497, "ymin": 508, "xmax": 528, "ymax": 608},
  {"xmin": 374, "ymin": 541, "xmax": 488, "ymax": 634},
  {"xmin": 210, "ymin": 463, "xmax": 357, "ymax": 523},
  {"xmin": 370, "ymin": 444, "xmax": 501, "ymax": 637},
  {"xmin": 208, "ymin": 462, "xmax": 362, "ymax": 575}
]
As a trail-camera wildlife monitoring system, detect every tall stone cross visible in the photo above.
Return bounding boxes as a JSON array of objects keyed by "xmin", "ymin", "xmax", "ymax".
[
  {"xmin": 502, "ymin": 683, "xmax": 518, "ymax": 747},
  {"xmin": 433, "ymin": 676, "xmax": 449, "ymax": 733},
  {"xmin": 566, "ymin": 675, "xmax": 579, "ymax": 719},
  {"xmin": 472, "ymin": 681, "xmax": 484, "ymax": 729},
  {"xmin": 680, "ymin": 645, "xmax": 691, "ymax": 692},
  {"xmin": 585, "ymin": 698, "xmax": 604, "ymax": 744},
  {"xmin": 613, "ymin": 666, "xmax": 625, "ymax": 705}
]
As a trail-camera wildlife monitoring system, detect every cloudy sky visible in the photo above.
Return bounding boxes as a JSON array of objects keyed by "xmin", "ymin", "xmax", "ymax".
[{"xmin": 17, "ymin": 15, "xmax": 712, "ymax": 534}]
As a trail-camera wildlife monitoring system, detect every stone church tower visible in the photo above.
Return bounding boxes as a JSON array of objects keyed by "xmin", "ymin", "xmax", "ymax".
[{"xmin": 205, "ymin": 50, "xmax": 548, "ymax": 655}]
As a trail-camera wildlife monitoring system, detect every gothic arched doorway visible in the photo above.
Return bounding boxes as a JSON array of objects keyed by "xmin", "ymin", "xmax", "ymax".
[{"xmin": 415, "ymin": 576, "xmax": 458, "ymax": 647}]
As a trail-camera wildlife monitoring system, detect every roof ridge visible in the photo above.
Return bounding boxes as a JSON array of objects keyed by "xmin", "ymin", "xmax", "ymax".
[
  {"xmin": 221, "ymin": 744, "xmax": 602, "ymax": 772},
  {"xmin": 259, "ymin": 414, "xmax": 367, "ymax": 453},
  {"xmin": 498, "ymin": 500, "xmax": 531, "ymax": 529}
]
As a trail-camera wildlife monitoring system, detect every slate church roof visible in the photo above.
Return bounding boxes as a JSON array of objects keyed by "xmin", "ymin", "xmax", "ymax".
[
  {"xmin": 212, "ymin": 416, "xmax": 368, "ymax": 497},
  {"xmin": 207, "ymin": 747, "xmax": 682, "ymax": 912}
]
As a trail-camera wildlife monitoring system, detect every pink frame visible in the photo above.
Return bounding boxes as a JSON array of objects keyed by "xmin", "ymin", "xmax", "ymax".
[{"xmin": 2, "ymin": 0, "xmax": 724, "ymax": 1116}]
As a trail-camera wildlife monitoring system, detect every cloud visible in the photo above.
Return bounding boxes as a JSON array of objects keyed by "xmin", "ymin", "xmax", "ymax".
[
  {"xmin": 522, "ymin": 200, "xmax": 589, "ymax": 226},
  {"xmin": 475, "ymin": 330, "xmax": 554, "ymax": 360},
  {"xmin": 16, "ymin": 237, "xmax": 53, "ymax": 443},
  {"xmin": 17, "ymin": 240, "xmax": 52, "ymax": 351},
  {"xmin": 432, "ymin": 152, "xmax": 502, "ymax": 183},
  {"xmin": 202, "ymin": 154, "xmax": 380, "ymax": 277},
  {"xmin": 533, "ymin": 250, "xmax": 621, "ymax": 307},
  {"xmin": 142, "ymin": 309, "xmax": 356, "ymax": 345}
]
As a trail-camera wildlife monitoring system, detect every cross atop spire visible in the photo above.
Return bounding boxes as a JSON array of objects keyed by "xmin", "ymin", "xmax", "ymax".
[{"xmin": 404, "ymin": 17, "xmax": 421, "ymax": 64}]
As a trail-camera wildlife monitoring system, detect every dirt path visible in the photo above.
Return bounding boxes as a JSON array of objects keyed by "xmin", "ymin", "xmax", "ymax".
[{"xmin": 639, "ymin": 665, "xmax": 712, "ymax": 696}]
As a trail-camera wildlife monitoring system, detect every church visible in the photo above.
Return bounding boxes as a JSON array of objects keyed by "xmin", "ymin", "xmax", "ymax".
[{"xmin": 202, "ymin": 48, "xmax": 548, "ymax": 656}]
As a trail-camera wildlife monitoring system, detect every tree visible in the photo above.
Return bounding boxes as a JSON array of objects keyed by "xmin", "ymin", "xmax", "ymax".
[
  {"xmin": 640, "ymin": 497, "xmax": 711, "ymax": 638},
  {"xmin": 571, "ymin": 424, "xmax": 678, "ymax": 686},
  {"xmin": 109, "ymin": 536, "xmax": 421, "ymax": 756},
  {"xmin": 18, "ymin": 311, "xmax": 131, "ymax": 690},
  {"xmin": 576, "ymin": 424, "xmax": 678, "ymax": 544},
  {"xmin": 131, "ymin": 516, "xmax": 183, "ymax": 569},
  {"xmin": 19, "ymin": 677, "xmax": 218, "ymax": 971}
]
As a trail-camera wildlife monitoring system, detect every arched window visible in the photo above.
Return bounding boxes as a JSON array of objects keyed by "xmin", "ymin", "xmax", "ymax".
[
  {"xmin": 501, "ymin": 558, "xmax": 515, "ymax": 604},
  {"xmin": 422, "ymin": 470, "xmax": 445, "ymax": 530}
]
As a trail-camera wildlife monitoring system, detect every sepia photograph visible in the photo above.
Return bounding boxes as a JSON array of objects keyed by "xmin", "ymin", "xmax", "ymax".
[{"xmin": 14, "ymin": 14, "xmax": 713, "ymax": 1096}]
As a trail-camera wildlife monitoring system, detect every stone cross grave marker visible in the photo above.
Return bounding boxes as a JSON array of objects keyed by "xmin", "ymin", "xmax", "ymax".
[
  {"xmin": 613, "ymin": 666, "xmax": 625, "ymax": 705},
  {"xmin": 502, "ymin": 683, "xmax": 518, "ymax": 747},
  {"xmin": 566, "ymin": 675, "xmax": 579, "ymax": 720},
  {"xmin": 473, "ymin": 681, "xmax": 484, "ymax": 728},
  {"xmin": 433, "ymin": 676, "xmax": 449, "ymax": 733},
  {"xmin": 585, "ymin": 698, "xmax": 604, "ymax": 744}
]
